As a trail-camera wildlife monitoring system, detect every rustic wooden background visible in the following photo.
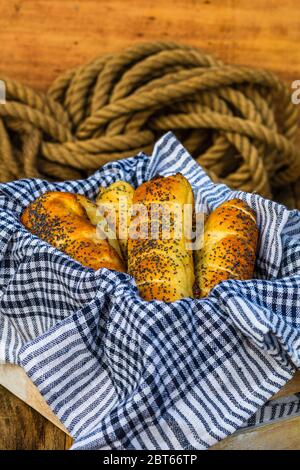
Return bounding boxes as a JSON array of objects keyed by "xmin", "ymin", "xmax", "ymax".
[
  {"xmin": 0, "ymin": 0, "xmax": 300, "ymax": 450},
  {"xmin": 1, "ymin": 0, "xmax": 300, "ymax": 89}
]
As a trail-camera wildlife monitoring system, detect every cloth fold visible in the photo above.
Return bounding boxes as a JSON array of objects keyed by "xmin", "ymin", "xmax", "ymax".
[{"xmin": 0, "ymin": 132, "xmax": 299, "ymax": 449}]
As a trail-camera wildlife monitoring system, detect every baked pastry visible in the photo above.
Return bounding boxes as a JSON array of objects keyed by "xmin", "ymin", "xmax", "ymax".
[
  {"xmin": 76, "ymin": 194, "xmax": 123, "ymax": 259},
  {"xmin": 195, "ymin": 198, "xmax": 258, "ymax": 297},
  {"xmin": 21, "ymin": 191, "xmax": 125, "ymax": 272},
  {"xmin": 96, "ymin": 181, "xmax": 134, "ymax": 260},
  {"xmin": 128, "ymin": 173, "xmax": 195, "ymax": 302}
]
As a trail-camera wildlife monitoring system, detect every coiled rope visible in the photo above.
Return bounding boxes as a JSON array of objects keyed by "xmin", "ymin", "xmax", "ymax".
[{"xmin": 0, "ymin": 41, "xmax": 299, "ymax": 198}]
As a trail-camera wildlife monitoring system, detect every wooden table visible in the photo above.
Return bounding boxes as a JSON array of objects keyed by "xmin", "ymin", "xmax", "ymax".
[
  {"xmin": 1, "ymin": 364, "xmax": 300, "ymax": 450},
  {"xmin": 0, "ymin": 0, "xmax": 300, "ymax": 450}
]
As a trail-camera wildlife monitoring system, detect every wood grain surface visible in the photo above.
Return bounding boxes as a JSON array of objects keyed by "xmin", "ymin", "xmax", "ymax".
[
  {"xmin": 0, "ymin": 386, "xmax": 70, "ymax": 450},
  {"xmin": 0, "ymin": 0, "xmax": 300, "ymax": 450},
  {"xmin": 0, "ymin": 364, "xmax": 70, "ymax": 434},
  {"xmin": 0, "ymin": 0, "xmax": 299, "ymax": 91},
  {"xmin": 212, "ymin": 414, "xmax": 300, "ymax": 450}
]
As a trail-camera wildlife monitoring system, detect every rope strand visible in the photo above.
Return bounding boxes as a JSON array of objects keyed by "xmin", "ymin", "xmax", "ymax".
[{"xmin": 0, "ymin": 41, "xmax": 299, "ymax": 198}]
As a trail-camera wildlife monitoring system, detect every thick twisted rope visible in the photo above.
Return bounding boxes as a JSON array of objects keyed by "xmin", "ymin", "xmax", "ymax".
[{"xmin": 0, "ymin": 41, "xmax": 299, "ymax": 198}]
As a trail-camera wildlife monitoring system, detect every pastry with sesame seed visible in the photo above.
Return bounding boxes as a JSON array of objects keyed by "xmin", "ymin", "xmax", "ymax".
[
  {"xmin": 96, "ymin": 181, "xmax": 134, "ymax": 263},
  {"xmin": 195, "ymin": 198, "xmax": 258, "ymax": 298},
  {"xmin": 128, "ymin": 173, "xmax": 195, "ymax": 302},
  {"xmin": 21, "ymin": 191, "xmax": 125, "ymax": 272}
]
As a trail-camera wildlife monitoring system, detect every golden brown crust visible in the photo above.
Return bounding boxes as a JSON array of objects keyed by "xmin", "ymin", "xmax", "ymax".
[
  {"xmin": 76, "ymin": 194, "xmax": 123, "ymax": 260},
  {"xmin": 21, "ymin": 191, "xmax": 125, "ymax": 272},
  {"xmin": 96, "ymin": 181, "xmax": 134, "ymax": 261},
  {"xmin": 128, "ymin": 173, "xmax": 195, "ymax": 302},
  {"xmin": 195, "ymin": 198, "xmax": 258, "ymax": 297}
]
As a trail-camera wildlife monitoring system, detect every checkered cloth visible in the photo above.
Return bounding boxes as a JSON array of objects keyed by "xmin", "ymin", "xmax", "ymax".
[{"xmin": 0, "ymin": 132, "xmax": 300, "ymax": 449}]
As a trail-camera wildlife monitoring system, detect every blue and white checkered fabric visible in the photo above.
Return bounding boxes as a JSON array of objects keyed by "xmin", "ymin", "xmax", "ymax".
[{"xmin": 0, "ymin": 132, "xmax": 300, "ymax": 449}]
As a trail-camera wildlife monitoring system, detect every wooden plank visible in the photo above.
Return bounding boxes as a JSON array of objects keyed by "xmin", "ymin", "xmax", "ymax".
[
  {"xmin": 0, "ymin": 363, "xmax": 299, "ymax": 450},
  {"xmin": 0, "ymin": 385, "xmax": 67, "ymax": 450},
  {"xmin": 272, "ymin": 370, "xmax": 300, "ymax": 400},
  {"xmin": 0, "ymin": 0, "xmax": 299, "ymax": 92},
  {"xmin": 211, "ymin": 414, "xmax": 300, "ymax": 450},
  {"xmin": 65, "ymin": 434, "xmax": 74, "ymax": 450},
  {"xmin": 0, "ymin": 363, "xmax": 70, "ymax": 435},
  {"xmin": 1, "ymin": 365, "xmax": 299, "ymax": 450}
]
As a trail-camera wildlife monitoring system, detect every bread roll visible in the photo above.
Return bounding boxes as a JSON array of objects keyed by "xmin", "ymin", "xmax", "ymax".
[
  {"xmin": 21, "ymin": 191, "xmax": 125, "ymax": 272},
  {"xmin": 128, "ymin": 173, "xmax": 195, "ymax": 302},
  {"xmin": 76, "ymin": 194, "xmax": 123, "ymax": 260},
  {"xmin": 96, "ymin": 181, "xmax": 134, "ymax": 260},
  {"xmin": 195, "ymin": 198, "xmax": 258, "ymax": 297}
]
